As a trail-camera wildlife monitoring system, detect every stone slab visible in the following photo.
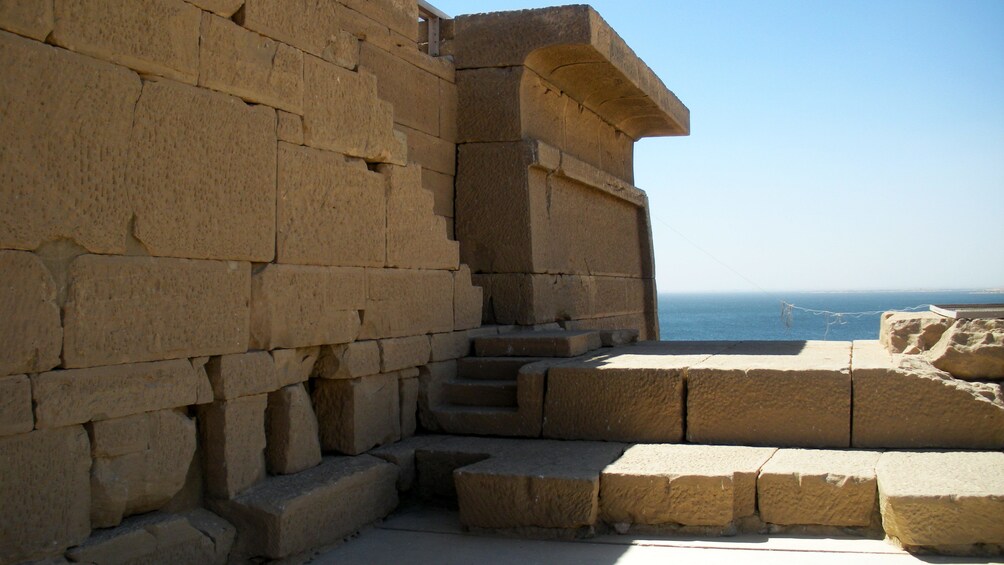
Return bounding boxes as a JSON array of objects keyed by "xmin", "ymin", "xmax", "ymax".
[
  {"xmin": 458, "ymin": 357, "xmax": 541, "ymax": 380},
  {"xmin": 128, "ymin": 78, "xmax": 276, "ymax": 262},
  {"xmin": 276, "ymin": 110, "xmax": 304, "ymax": 144},
  {"xmin": 382, "ymin": 163, "xmax": 459, "ymax": 270},
  {"xmin": 186, "ymin": 0, "xmax": 242, "ymax": 16},
  {"xmin": 265, "ymin": 384, "xmax": 322, "ymax": 476},
  {"xmin": 211, "ymin": 455, "xmax": 398, "ymax": 560},
  {"xmin": 877, "ymin": 451, "xmax": 1004, "ymax": 548},
  {"xmin": 250, "ymin": 263, "xmax": 364, "ymax": 350},
  {"xmin": 361, "ymin": 268, "xmax": 454, "ymax": 339},
  {"xmin": 600, "ymin": 444, "xmax": 777, "ymax": 527},
  {"xmin": 198, "ymin": 13, "xmax": 303, "ymax": 113},
  {"xmin": 474, "ymin": 330, "xmax": 602, "ymax": 358},
  {"xmin": 0, "ymin": 374, "xmax": 33, "ymax": 436},
  {"xmin": 758, "ymin": 449, "xmax": 880, "ymax": 527},
  {"xmin": 0, "ymin": 251, "xmax": 62, "ymax": 376},
  {"xmin": 454, "ymin": 265, "xmax": 483, "ymax": 331},
  {"xmin": 238, "ymin": 0, "xmax": 341, "ymax": 59},
  {"xmin": 199, "ymin": 394, "xmax": 268, "ymax": 500},
  {"xmin": 206, "ymin": 351, "xmax": 277, "ymax": 401},
  {"xmin": 0, "ymin": 1, "xmax": 52, "ymax": 39},
  {"xmin": 314, "ymin": 341, "xmax": 382, "ymax": 380},
  {"xmin": 271, "ymin": 347, "xmax": 319, "ymax": 387},
  {"xmin": 52, "ymin": 0, "xmax": 201, "ymax": 84},
  {"xmin": 380, "ymin": 335, "xmax": 432, "ymax": 373},
  {"xmin": 0, "ymin": 31, "xmax": 139, "ymax": 254},
  {"xmin": 277, "ymin": 143, "xmax": 386, "ymax": 267},
  {"xmin": 361, "ymin": 41, "xmax": 439, "ymax": 135},
  {"xmin": 687, "ymin": 341, "xmax": 852, "ymax": 448},
  {"xmin": 62, "ymin": 255, "xmax": 250, "ymax": 368},
  {"xmin": 33, "ymin": 359, "xmax": 207, "ymax": 428},
  {"xmin": 313, "ymin": 373, "xmax": 400, "ymax": 455},
  {"xmin": 851, "ymin": 340, "xmax": 1004, "ymax": 449},
  {"xmin": 0, "ymin": 426, "xmax": 91, "ymax": 563},
  {"xmin": 430, "ymin": 331, "xmax": 474, "ymax": 362}
]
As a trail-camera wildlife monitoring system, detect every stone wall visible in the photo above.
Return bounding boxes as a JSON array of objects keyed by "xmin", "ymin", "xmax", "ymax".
[{"xmin": 0, "ymin": 1, "xmax": 480, "ymax": 562}]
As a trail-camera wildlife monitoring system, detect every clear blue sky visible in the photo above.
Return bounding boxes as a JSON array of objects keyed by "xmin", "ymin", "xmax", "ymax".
[{"xmin": 434, "ymin": 0, "xmax": 1004, "ymax": 292}]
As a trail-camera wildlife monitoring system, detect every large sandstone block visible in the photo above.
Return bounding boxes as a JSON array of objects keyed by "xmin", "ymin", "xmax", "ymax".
[
  {"xmin": 687, "ymin": 341, "xmax": 852, "ymax": 448},
  {"xmin": 303, "ymin": 56, "xmax": 401, "ymax": 162},
  {"xmin": 206, "ymin": 351, "xmax": 278, "ymax": 401},
  {"xmin": 430, "ymin": 331, "xmax": 473, "ymax": 362},
  {"xmin": 379, "ymin": 335, "xmax": 432, "ymax": 373},
  {"xmin": 600, "ymin": 444, "xmax": 776, "ymax": 527},
  {"xmin": 271, "ymin": 347, "xmax": 320, "ymax": 387},
  {"xmin": 475, "ymin": 330, "xmax": 602, "ymax": 358},
  {"xmin": 51, "ymin": 0, "xmax": 201, "ymax": 83},
  {"xmin": 0, "ymin": 251, "xmax": 62, "ymax": 376},
  {"xmin": 89, "ymin": 410, "xmax": 197, "ymax": 527},
  {"xmin": 400, "ymin": 375, "xmax": 419, "ymax": 438},
  {"xmin": 62, "ymin": 255, "xmax": 250, "ymax": 368},
  {"xmin": 360, "ymin": 41, "xmax": 439, "ymax": 135},
  {"xmin": 0, "ymin": 31, "xmax": 139, "ymax": 254},
  {"xmin": 758, "ymin": 449, "xmax": 880, "ymax": 527},
  {"xmin": 33, "ymin": 359, "xmax": 208, "ymax": 428},
  {"xmin": 313, "ymin": 373, "xmax": 400, "ymax": 455},
  {"xmin": 880, "ymin": 311, "xmax": 950, "ymax": 354},
  {"xmin": 360, "ymin": 268, "xmax": 454, "ymax": 339},
  {"xmin": 423, "ymin": 168, "xmax": 455, "ymax": 217},
  {"xmin": 277, "ymin": 143, "xmax": 386, "ymax": 267},
  {"xmin": 198, "ymin": 13, "xmax": 303, "ymax": 113},
  {"xmin": 454, "ymin": 265, "xmax": 483, "ymax": 330},
  {"xmin": 250, "ymin": 263, "xmax": 364, "ymax": 350},
  {"xmin": 0, "ymin": 0, "xmax": 52, "ymax": 40},
  {"xmin": 928, "ymin": 319, "xmax": 1004, "ymax": 379},
  {"xmin": 210, "ymin": 455, "xmax": 397, "ymax": 561},
  {"xmin": 382, "ymin": 163, "xmax": 460, "ymax": 270},
  {"xmin": 277, "ymin": 110, "xmax": 304, "ymax": 144},
  {"xmin": 877, "ymin": 451, "xmax": 1004, "ymax": 548},
  {"xmin": 199, "ymin": 394, "xmax": 268, "ymax": 499},
  {"xmin": 0, "ymin": 374, "xmax": 33, "ymax": 436},
  {"xmin": 340, "ymin": 0, "xmax": 417, "ymax": 42},
  {"xmin": 128, "ymin": 79, "xmax": 276, "ymax": 261},
  {"xmin": 265, "ymin": 384, "xmax": 322, "ymax": 475},
  {"xmin": 398, "ymin": 124, "xmax": 455, "ymax": 174},
  {"xmin": 66, "ymin": 510, "xmax": 235, "ymax": 565},
  {"xmin": 187, "ymin": 0, "xmax": 242, "ymax": 16},
  {"xmin": 0, "ymin": 427, "xmax": 91, "ymax": 563},
  {"xmin": 313, "ymin": 341, "xmax": 382, "ymax": 380},
  {"xmin": 237, "ymin": 0, "xmax": 342, "ymax": 60},
  {"xmin": 851, "ymin": 341, "xmax": 1004, "ymax": 449}
]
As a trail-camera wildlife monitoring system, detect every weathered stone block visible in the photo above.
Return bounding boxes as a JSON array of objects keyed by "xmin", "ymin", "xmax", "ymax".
[
  {"xmin": 928, "ymin": 319, "xmax": 1004, "ymax": 380},
  {"xmin": 62, "ymin": 255, "xmax": 250, "ymax": 368},
  {"xmin": 89, "ymin": 410, "xmax": 197, "ymax": 527},
  {"xmin": 314, "ymin": 341, "xmax": 382, "ymax": 380},
  {"xmin": 758, "ymin": 449, "xmax": 880, "ymax": 527},
  {"xmin": 687, "ymin": 341, "xmax": 852, "ymax": 448},
  {"xmin": 360, "ymin": 268, "xmax": 454, "ymax": 339},
  {"xmin": 52, "ymin": 0, "xmax": 201, "ymax": 83},
  {"xmin": 0, "ymin": 427, "xmax": 91, "ymax": 563},
  {"xmin": 877, "ymin": 451, "xmax": 1004, "ymax": 548},
  {"xmin": 0, "ymin": 31, "xmax": 139, "ymax": 254},
  {"xmin": 361, "ymin": 41, "xmax": 439, "ymax": 135},
  {"xmin": 238, "ymin": 0, "xmax": 341, "ymax": 59},
  {"xmin": 379, "ymin": 335, "xmax": 432, "ymax": 373},
  {"xmin": 303, "ymin": 56, "xmax": 399, "ymax": 161},
  {"xmin": 266, "ymin": 384, "xmax": 322, "ymax": 475},
  {"xmin": 33, "ymin": 359, "xmax": 207, "ymax": 428},
  {"xmin": 430, "ymin": 331, "xmax": 473, "ymax": 362},
  {"xmin": 313, "ymin": 373, "xmax": 400, "ymax": 455},
  {"xmin": 340, "ymin": 0, "xmax": 417, "ymax": 42},
  {"xmin": 65, "ymin": 510, "xmax": 235, "ymax": 565},
  {"xmin": 382, "ymin": 163, "xmax": 460, "ymax": 270},
  {"xmin": 456, "ymin": 66, "xmax": 522, "ymax": 143},
  {"xmin": 199, "ymin": 394, "xmax": 268, "ymax": 499},
  {"xmin": 852, "ymin": 341, "xmax": 1004, "ymax": 449},
  {"xmin": 422, "ymin": 168, "xmax": 456, "ymax": 218},
  {"xmin": 250, "ymin": 263, "xmax": 364, "ymax": 350},
  {"xmin": 210, "ymin": 455, "xmax": 397, "ymax": 560},
  {"xmin": 128, "ymin": 79, "xmax": 276, "ymax": 262},
  {"xmin": 0, "ymin": 374, "xmax": 32, "ymax": 436},
  {"xmin": 397, "ymin": 123, "xmax": 455, "ymax": 174},
  {"xmin": 400, "ymin": 376, "xmax": 419, "ymax": 439},
  {"xmin": 0, "ymin": 251, "xmax": 62, "ymax": 376},
  {"xmin": 880, "ymin": 311, "xmax": 950, "ymax": 354},
  {"xmin": 545, "ymin": 359, "xmax": 684, "ymax": 442},
  {"xmin": 439, "ymin": 78, "xmax": 458, "ymax": 143},
  {"xmin": 476, "ymin": 330, "xmax": 602, "ymax": 358},
  {"xmin": 206, "ymin": 351, "xmax": 277, "ymax": 401},
  {"xmin": 276, "ymin": 110, "xmax": 304, "ymax": 144},
  {"xmin": 198, "ymin": 13, "xmax": 303, "ymax": 113},
  {"xmin": 418, "ymin": 361, "xmax": 455, "ymax": 431},
  {"xmin": 271, "ymin": 347, "xmax": 319, "ymax": 387},
  {"xmin": 186, "ymin": 0, "xmax": 242, "ymax": 16},
  {"xmin": 0, "ymin": 0, "xmax": 52, "ymax": 39},
  {"xmin": 277, "ymin": 143, "xmax": 386, "ymax": 267},
  {"xmin": 454, "ymin": 265, "xmax": 483, "ymax": 330},
  {"xmin": 600, "ymin": 444, "xmax": 777, "ymax": 527}
]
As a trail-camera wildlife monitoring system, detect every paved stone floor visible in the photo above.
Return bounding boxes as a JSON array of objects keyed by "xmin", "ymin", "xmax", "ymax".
[{"xmin": 312, "ymin": 506, "xmax": 1002, "ymax": 564}]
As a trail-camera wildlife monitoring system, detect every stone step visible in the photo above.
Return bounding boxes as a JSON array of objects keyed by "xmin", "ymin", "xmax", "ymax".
[
  {"xmin": 474, "ymin": 330, "xmax": 602, "ymax": 358},
  {"xmin": 443, "ymin": 379, "xmax": 518, "ymax": 407},
  {"xmin": 209, "ymin": 455, "xmax": 397, "ymax": 562},
  {"xmin": 458, "ymin": 356, "xmax": 540, "ymax": 380}
]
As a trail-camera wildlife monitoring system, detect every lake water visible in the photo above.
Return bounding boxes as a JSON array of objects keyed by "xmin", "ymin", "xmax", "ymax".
[{"xmin": 657, "ymin": 290, "xmax": 998, "ymax": 341}]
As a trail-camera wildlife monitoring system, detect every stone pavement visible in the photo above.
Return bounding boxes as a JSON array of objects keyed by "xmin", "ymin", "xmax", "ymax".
[{"xmin": 312, "ymin": 506, "xmax": 1002, "ymax": 565}]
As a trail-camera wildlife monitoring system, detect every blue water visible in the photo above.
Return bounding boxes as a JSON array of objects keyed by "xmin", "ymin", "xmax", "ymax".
[{"xmin": 657, "ymin": 290, "xmax": 999, "ymax": 341}]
